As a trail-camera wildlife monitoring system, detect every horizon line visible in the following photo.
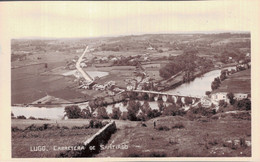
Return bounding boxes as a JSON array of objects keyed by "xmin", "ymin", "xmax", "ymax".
[{"xmin": 13, "ymin": 30, "xmax": 250, "ymax": 40}]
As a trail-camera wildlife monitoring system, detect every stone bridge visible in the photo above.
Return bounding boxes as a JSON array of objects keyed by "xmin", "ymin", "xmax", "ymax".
[{"xmin": 126, "ymin": 89, "xmax": 201, "ymax": 104}]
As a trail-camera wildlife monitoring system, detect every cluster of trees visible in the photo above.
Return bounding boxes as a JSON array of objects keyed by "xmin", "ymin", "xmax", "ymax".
[
  {"xmin": 64, "ymin": 96, "xmax": 195, "ymax": 121},
  {"xmin": 218, "ymin": 92, "xmax": 251, "ymax": 111},
  {"xmin": 159, "ymin": 50, "xmax": 213, "ymax": 80},
  {"xmin": 89, "ymin": 93, "xmax": 127, "ymax": 109},
  {"xmin": 64, "ymin": 105, "xmax": 92, "ymax": 119},
  {"xmin": 211, "ymin": 77, "xmax": 221, "ymax": 91},
  {"xmin": 113, "ymin": 56, "xmax": 140, "ymax": 66},
  {"xmin": 211, "ymin": 69, "xmax": 237, "ymax": 91},
  {"xmin": 216, "ymin": 49, "xmax": 250, "ymax": 64},
  {"xmin": 227, "ymin": 92, "xmax": 251, "ymax": 110}
]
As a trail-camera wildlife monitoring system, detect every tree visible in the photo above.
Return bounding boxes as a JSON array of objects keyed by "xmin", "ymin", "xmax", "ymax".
[
  {"xmin": 141, "ymin": 101, "xmax": 151, "ymax": 114},
  {"xmin": 219, "ymin": 100, "xmax": 227, "ymax": 107},
  {"xmin": 211, "ymin": 77, "xmax": 221, "ymax": 91},
  {"xmin": 205, "ymin": 91, "xmax": 211, "ymax": 96},
  {"xmin": 235, "ymin": 99, "xmax": 251, "ymax": 110},
  {"xmin": 64, "ymin": 105, "xmax": 82, "ymax": 119},
  {"xmin": 111, "ymin": 107, "xmax": 121, "ymax": 119},
  {"xmin": 126, "ymin": 100, "xmax": 141, "ymax": 121},
  {"xmin": 81, "ymin": 108, "xmax": 92, "ymax": 119},
  {"xmin": 147, "ymin": 109, "xmax": 161, "ymax": 119},
  {"xmin": 176, "ymin": 97, "xmax": 183, "ymax": 107},
  {"xmin": 97, "ymin": 107, "xmax": 109, "ymax": 119},
  {"xmin": 167, "ymin": 96, "xmax": 175, "ymax": 104},
  {"xmin": 184, "ymin": 97, "xmax": 193, "ymax": 105},
  {"xmin": 220, "ymin": 73, "xmax": 227, "ymax": 81},
  {"xmin": 227, "ymin": 92, "xmax": 235, "ymax": 105},
  {"xmin": 157, "ymin": 100, "xmax": 165, "ymax": 112}
]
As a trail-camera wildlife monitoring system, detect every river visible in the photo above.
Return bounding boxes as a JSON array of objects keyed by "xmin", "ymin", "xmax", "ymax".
[
  {"xmin": 165, "ymin": 66, "xmax": 236, "ymax": 97},
  {"xmin": 11, "ymin": 67, "xmax": 235, "ymax": 119}
]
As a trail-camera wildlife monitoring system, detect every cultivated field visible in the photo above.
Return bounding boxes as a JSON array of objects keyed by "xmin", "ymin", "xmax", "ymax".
[{"xmin": 214, "ymin": 69, "xmax": 251, "ymax": 94}]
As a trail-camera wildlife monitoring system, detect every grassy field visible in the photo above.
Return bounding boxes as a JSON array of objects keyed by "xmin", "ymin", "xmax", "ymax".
[
  {"xmin": 214, "ymin": 69, "xmax": 251, "ymax": 93},
  {"xmin": 11, "ymin": 63, "xmax": 87, "ymax": 104},
  {"xmin": 97, "ymin": 116, "xmax": 251, "ymax": 157},
  {"xmin": 11, "ymin": 113, "xmax": 251, "ymax": 158},
  {"xmin": 11, "ymin": 119, "xmax": 99, "ymax": 158}
]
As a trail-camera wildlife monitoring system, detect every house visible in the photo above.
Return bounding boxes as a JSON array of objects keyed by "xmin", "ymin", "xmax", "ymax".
[
  {"xmin": 211, "ymin": 92, "xmax": 229, "ymax": 103},
  {"xmin": 234, "ymin": 93, "xmax": 248, "ymax": 100},
  {"xmin": 93, "ymin": 84, "xmax": 105, "ymax": 91},
  {"xmin": 147, "ymin": 46, "xmax": 154, "ymax": 50},
  {"xmin": 201, "ymin": 96, "xmax": 212, "ymax": 108},
  {"xmin": 111, "ymin": 57, "xmax": 118, "ymax": 62},
  {"xmin": 76, "ymin": 49, "xmax": 84, "ymax": 53},
  {"xmin": 80, "ymin": 62, "xmax": 87, "ymax": 68}
]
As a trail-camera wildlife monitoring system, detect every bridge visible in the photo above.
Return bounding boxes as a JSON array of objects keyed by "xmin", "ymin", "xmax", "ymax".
[{"xmin": 126, "ymin": 89, "xmax": 201, "ymax": 104}]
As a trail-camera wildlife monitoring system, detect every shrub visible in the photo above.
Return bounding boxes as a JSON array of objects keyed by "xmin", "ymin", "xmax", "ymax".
[
  {"xmin": 231, "ymin": 112, "xmax": 251, "ymax": 120},
  {"xmin": 110, "ymin": 107, "xmax": 121, "ymax": 119},
  {"xmin": 184, "ymin": 97, "xmax": 193, "ymax": 105},
  {"xmin": 147, "ymin": 109, "xmax": 161, "ymax": 119},
  {"xmin": 120, "ymin": 112, "xmax": 128, "ymax": 120},
  {"xmin": 97, "ymin": 107, "xmax": 109, "ymax": 119},
  {"xmin": 11, "ymin": 126, "xmax": 21, "ymax": 132},
  {"xmin": 126, "ymin": 150, "xmax": 167, "ymax": 157},
  {"xmin": 72, "ymin": 126, "xmax": 84, "ymax": 129},
  {"xmin": 219, "ymin": 100, "xmax": 227, "ymax": 107},
  {"xmin": 156, "ymin": 126, "xmax": 170, "ymax": 131},
  {"xmin": 29, "ymin": 116, "xmax": 36, "ymax": 120},
  {"xmin": 89, "ymin": 119, "xmax": 103, "ymax": 128},
  {"xmin": 81, "ymin": 108, "xmax": 92, "ymax": 119},
  {"xmin": 62, "ymin": 126, "xmax": 69, "ymax": 129},
  {"xmin": 37, "ymin": 118, "xmax": 49, "ymax": 120},
  {"xmin": 17, "ymin": 115, "xmax": 26, "ymax": 119},
  {"xmin": 172, "ymin": 122, "xmax": 185, "ymax": 129},
  {"xmin": 235, "ymin": 99, "xmax": 251, "ymax": 111}
]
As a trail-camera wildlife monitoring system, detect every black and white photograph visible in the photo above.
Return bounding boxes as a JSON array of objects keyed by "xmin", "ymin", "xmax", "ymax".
[{"xmin": 0, "ymin": 0, "xmax": 259, "ymax": 160}]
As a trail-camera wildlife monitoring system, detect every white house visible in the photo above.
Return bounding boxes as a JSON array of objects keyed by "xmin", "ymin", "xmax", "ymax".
[
  {"xmin": 234, "ymin": 93, "xmax": 248, "ymax": 100},
  {"xmin": 80, "ymin": 62, "xmax": 87, "ymax": 68},
  {"xmin": 201, "ymin": 96, "xmax": 212, "ymax": 108},
  {"xmin": 76, "ymin": 49, "xmax": 84, "ymax": 53},
  {"xmin": 211, "ymin": 92, "xmax": 229, "ymax": 103}
]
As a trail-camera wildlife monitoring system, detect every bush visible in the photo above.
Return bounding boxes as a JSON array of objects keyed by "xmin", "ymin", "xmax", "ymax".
[
  {"xmin": 62, "ymin": 126, "xmax": 69, "ymax": 129},
  {"xmin": 97, "ymin": 107, "xmax": 109, "ymax": 119},
  {"xmin": 29, "ymin": 116, "xmax": 36, "ymax": 120},
  {"xmin": 89, "ymin": 119, "xmax": 103, "ymax": 128},
  {"xmin": 17, "ymin": 115, "xmax": 26, "ymax": 119},
  {"xmin": 120, "ymin": 112, "xmax": 128, "ymax": 120},
  {"xmin": 156, "ymin": 126, "xmax": 170, "ymax": 131},
  {"xmin": 219, "ymin": 100, "xmax": 227, "ymax": 107},
  {"xmin": 231, "ymin": 112, "xmax": 251, "ymax": 120},
  {"xmin": 235, "ymin": 99, "xmax": 251, "ymax": 110},
  {"xmin": 11, "ymin": 126, "xmax": 21, "ymax": 132},
  {"xmin": 110, "ymin": 107, "xmax": 121, "ymax": 119},
  {"xmin": 172, "ymin": 122, "xmax": 185, "ymax": 129},
  {"xmin": 81, "ymin": 108, "xmax": 92, "ymax": 119},
  {"xmin": 126, "ymin": 149, "xmax": 167, "ymax": 157}
]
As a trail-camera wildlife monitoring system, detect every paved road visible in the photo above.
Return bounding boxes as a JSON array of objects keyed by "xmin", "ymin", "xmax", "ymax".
[{"xmin": 76, "ymin": 46, "xmax": 93, "ymax": 83}]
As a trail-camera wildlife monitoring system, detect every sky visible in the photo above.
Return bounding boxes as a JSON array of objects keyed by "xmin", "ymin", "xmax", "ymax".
[{"xmin": 0, "ymin": 1, "xmax": 258, "ymax": 38}]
